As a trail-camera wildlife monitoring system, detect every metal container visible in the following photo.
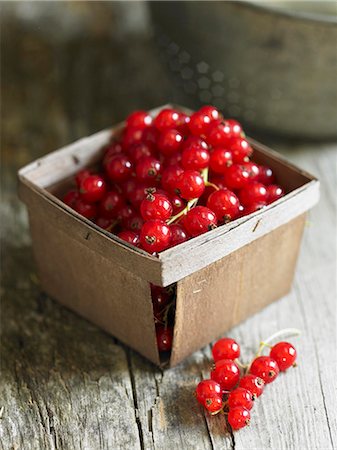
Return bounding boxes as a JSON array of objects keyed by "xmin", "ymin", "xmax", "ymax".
[{"xmin": 150, "ymin": 1, "xmax": 337, "ymax": 139}]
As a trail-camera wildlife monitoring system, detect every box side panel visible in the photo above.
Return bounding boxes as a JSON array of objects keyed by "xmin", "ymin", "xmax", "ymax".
[
  {"xmin": 28, "ymin": 213, "xmax": 160, "ymax": 365},
  {"xmin": 170, "ymin": 214, "xmax": 306, "ymax": 367}
]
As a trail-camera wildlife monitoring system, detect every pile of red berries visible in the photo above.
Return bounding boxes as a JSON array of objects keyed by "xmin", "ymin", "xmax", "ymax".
[
  {"xmin": 195, "ymin": 334, "xmax": 297, "ymax": 431},
  {"xmin": 151, "ymin": 284, "xmax": 175, "ymax": 353},
  {"xmin": 62, "ymin": 106, "xmax": 285, "ymax": 254}
]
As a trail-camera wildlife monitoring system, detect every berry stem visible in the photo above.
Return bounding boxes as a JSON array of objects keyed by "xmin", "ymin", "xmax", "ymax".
[
  {"xmin": 205, "ymin": 181, "xmax": 220, "ymax": 191},
  {"xmin": 166, "ymin": 198, "xmax": 198, "ymax": 225},
  {"xmin": 235, "ymin": 359, "xmax": 249, "ymax": 370}
]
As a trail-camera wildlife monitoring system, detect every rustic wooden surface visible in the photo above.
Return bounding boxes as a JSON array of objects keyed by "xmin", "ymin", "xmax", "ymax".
[{"xmin": 1, "ymin": 5, "xmax": 336, "ymax": 450}]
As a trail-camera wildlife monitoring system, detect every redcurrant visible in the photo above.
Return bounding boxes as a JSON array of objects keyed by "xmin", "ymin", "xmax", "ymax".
[
  {"xmin": 267, "ymin": 185, "xmax": 285, "ymax": 204},
  {"xmin": 75, "ymin": 169, "xmax": 91, "ymax": 188},
  {"xmin": 209, "ymin": 147, "xmax": 233, "ymax": 173},
  {"xmin": 258, "ymin": 165, "xmax": 275, "ymax": 186},
  {"xmin": 239, "ymin": 182, "xmax": 268, "ymax": 207},
  {"xmin": 154, "ymin": 108, "xmax": 181, "ymax": 131},
  {"xmin": 140, "ymin": 219, "xmax": 171, "ymax": 253},
  {"xmin": 79, "ymin": 174, "xmax": 107, "ymax": 203},
  {"xmin": 270, "ymin": 342, "xmax": 297, "ymax": 371},
  {"xmin": 249, "ymin": 356, "xmax": 279, "ymax": 384},
  {"xmin": 238, "ymin": 374, "xmax": 264, "ymax": 399},
  {"xmin": 229, "ymin": 137, "xmax": 253, "ymax": 163},
  {"xmin": 128, "ymin": 142, "xmax": 155, "ymax": 163},
  {"xmin": 158, "ymin": 129, "xmax": 183, "ymax": 155},
  {"xmin": 126, "ymin": 110, "xmax": 152, "ymax": 129},
  {"xmin": 176, "ymin": 171, "xmax": 205, "ymax": 200},
  {"xmin": 156, "ymin": 326, "xmax": 173, "ymax": 351},
  {"xmin": 207, "ymin": 189, "xmax": 240, "ymax": 224},
  {"xmin": 228, "ymin": 406, "xmax": 250, "ymax": 430},
  {"xmin": 169, "ymin": 224, "xmax": 189, "ymax": 247},
  {"xmin": 74, "ymin": 198, "xmax": 97, "ymax": 219},
  {"xmin": 99, "ymin": 191, "xmax": 125, "ymax": 219},
  {"xmin": 122, "ymin": 127, "xmax": 144, "ymax": 149},
  {"xmin": 204, "ymin": 396, "xmax": 223, "ymax": 413},
  {"xmin": 106, "ymin": 154, "xmax": 133, "ymax": 183},
  {"xmin": 228, "ymin": 388, "xmax": 254, "ymax": 410},
  {"xmin": 206, "ymin": 121, "xmax": 232, "ymax": 147},
  {"xmin": 181, "ymin": 146, "xmax": 210, "ymax": 171},
  {"xmin": 212, "ymin": 337, "xmax": 240, "ymax": 362},
  {"xmin": 63, "ymin": 190, "xmax": 79, "ymax": 208},
  {"xmin": 118, "ymin": 230, "xmax": 140, "ymax": 246},
  {"xmin": 136, "ymin": 156, "xmax": 162, "ymax": 184},
  {"xmin": 183, "ymin": 206, "xmax": 217, "ymax": 237},
  {"xmin": 140, "ymin": 192, "xmax": 173, "ymax": 221},
  {"xmin": 223, "ymin": 164, "xmax": 250, "ymax": 190},
  {"xmin": 210, "ymin": 359, "xmax": 240, "ymax": 391}
]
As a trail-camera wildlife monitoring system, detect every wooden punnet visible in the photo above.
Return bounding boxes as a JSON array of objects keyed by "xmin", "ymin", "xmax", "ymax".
[{"xmin": 18, "ymin": 106, "xmax": 319, "ymax": 367}]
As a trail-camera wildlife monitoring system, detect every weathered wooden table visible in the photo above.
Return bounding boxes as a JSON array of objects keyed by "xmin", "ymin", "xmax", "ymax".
[{"xmin": 1, "ymin": 8, "xmax": 336, "ymax": 450}]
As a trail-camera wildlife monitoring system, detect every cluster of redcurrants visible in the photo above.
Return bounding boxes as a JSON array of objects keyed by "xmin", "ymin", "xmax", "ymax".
[
  {"xmin": 151, "ymin": 284, "xmax": 175, "ymax": 354},
  {"xmin": 195, "ymin": 337, "xmax": 297, "ymax": 431},
  {"xmin": 62, "ymin": 106, "xmax": 285, "ymax": 254}
]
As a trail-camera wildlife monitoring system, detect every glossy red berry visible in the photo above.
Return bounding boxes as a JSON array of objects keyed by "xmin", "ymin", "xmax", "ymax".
[
  {"xmin": 154, "ymin": 108, "xmax": 181, "ymax": 131},
  {"xmin": 117, "ymin": 230, "xmax": 140, "ymax": 246},
  {"xmin": 102, "ymin": 142, "xmax": 123, "ymax": 169},
  {"xmin": 270, "ymin": 342, "xmax": 297, "ymax": 371},
  {"xmin": 136, "ymin": 156, "xmax": 162, "ymax": 184},
  {"xmin": 241, "ymin": 202, "xmax": 266, "ymax": 216},
  {"xmin": 126, "ymin": 110, "xmax": 152, "ymax": 129},
  {"xmin": 122, "ymin": 127, "xmax": 144, "ymax": 149},
  {"xmin": 169, "ymin": 194, "xmax": 186, "ymax": 215},
  {"xmin": 212, "ymin": 337, "xmax": 240, "ymax": 362},
  {"xmin": 243, "ymin": 161, "xmax": 260, "ymax": 181},
  {"xmin": 249, "ymin": 356, "xmax": 279, "ymax": 384},
  {"xmin": 117, "ymin": 204, "xmax": 134, "ymax": 226},
  {"xmin": 183, "ymin": 206, "xmax": 217, "ymax": 237},
  {"xmin": 195, "ymin": 379, "xmax": 222, "ymax": 405},
  {"xmin": 239, "ymin": 182, "xmax": 268, "ymax": 207},
  {"xmin": 74, "ymin": 198, "xmax": 97, "ymax": 219},
  {"xmin": 140, "ymin": 192, "xmax": 173, "ymax": 221},
  {"xmin": 140, "ymin": 220, "xmax": 171, "ymax": 253},
  {"xmin": 206, "ymin": 121, "xmax": 232, "ymax": 147},
  {"xmin": 230, "ymin": 137, "xmax": 253, "ymax": 163},
  {"xmin": 223, "ymin": 164, "xmax": 250, "ymax": 190},
  {"xmin": 156, "ymin": 326, "xmax": 173, "ymax": 351},
  {"xmin": 75, "ymin": 169, "xmax": 91, "ymax": 188},
  {"xmin": 63, "ymin": 190, "xmax": 79, "ymax": 208},
  {"xmin": 124, "ymin": 213, "xmax": 144, "ymax": 232},
  {"xmin": 267, "ymin": 184, "xmax": 285, "ymax": 204},
  {"xmin": 204, "ymin": 396, "xmax": 223, "ymax": 413},
  {"xmin": 228, "ymin": 388, "xmax": 254, "ymax": 410},
  {"xmin": 161, "ymin": 166, "xmax": 184, "ymax": 195},
  {"xmin": 142, "ymin": 126, "xmax": 160, "ymax": 146},
  {"xmin": 176, "ymin": 171, "xmax": 205, "ymax": 200},
  {"xmin": 176, "ymin": 112, "xmax": 190, "ymax": 134},
  {"xmin": 151, "ymin": 285, "xmax": 171, "ymax": 315},
  {"xmin": 79, "ymin": 175, "xmax": 107, "ymax": 203},
  {"xmin": 207, "ymin": 189, "xmax": 240, "ymax": 224},
  {"xmin": 106, "ymin": 154, "xmax": 133, "ymax": 183},
  {"xmin": 239, "ymin": 374, "xmax": 264, "ymax": 399},
  {"xmin": 164, "ymin": 152, "xmax": 182, "ymax": 167},
  {"xmin": 95, "ymin": 216, "xmax": 115, "ymax": 230},
  {"xmin": 158, "ymin": 129, "xmax": 183, "ymax": 155},
  {"xmin": 182, "ymin": 136, "xmax": 209, "ymax": 153},
  {"xmin": 181, "ymin": 146, "xmax": 210, "ymax": 171},
  {"xmin": 199, "ymin": 105, "xmax": 220, "ymax": 122},
  {"xmin": 169, "ymin": 224, "xmax": 189, "ymax": 247},
  {"xmin": 258, "ymin": 165, "xmax": 275, "ymax": 186},
  {"xmin": 209, "ymin": 147, "xmax": 233, "ymax": 173},
  {"xmin": 99, "ymin": 191, "xmax": 125, "ymax": 219},
  {"xmin": 128, "ymin": 142, "xmax": 155, "ymax": 163},
  {"xmin": 211, "ymin": 359, "xmax": 240, "ymax": 391},
  {"xmin": 226, "ymin": 119, "xmax": 243, "ymax": 138},
  {"xmin": 228, "ymin": 406, "xmax": 250, "ymax": 430},
  {"xmin": 188, "ymin": 111, "xmax": 212, "ymax": 136}
]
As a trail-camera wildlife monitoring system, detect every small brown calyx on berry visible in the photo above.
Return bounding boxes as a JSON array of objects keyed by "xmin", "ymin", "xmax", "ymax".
[
  {"xmin": 208, "ymin": 224, "xmax": 217, "ymax": 231},
  {"xmin": 256, "ymin": 377, "xmax": 264, "ymax": 386},
  {"xmin": 146, "ymin": 192, "xmax": 155, "ymax": 202},
  {"xmin": 268, "ymin": 370, "xmax": 276, "ymax": 378},
  {"xmin": 148, "ymin": 168, "xmax": 156, "ymax": 176},
  {"xmin": 222, "ymin": 214, "xmax": 231, "ymax": 224},
  {"xmin": 145, "ymin": 235, "xmax": 156, "ymax": 244},
  {"xmin": 145, "ymin": 187, "xmax": 156, "ymax": 195},
  {"xmin": 245, "ymin": 418, "xmax": 251, "ymax": 426}
]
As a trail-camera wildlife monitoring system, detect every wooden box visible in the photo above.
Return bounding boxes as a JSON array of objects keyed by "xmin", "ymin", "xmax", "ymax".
[{"xmin": 18, "ymin": 106, "xmax": 319, "ymax": 367}]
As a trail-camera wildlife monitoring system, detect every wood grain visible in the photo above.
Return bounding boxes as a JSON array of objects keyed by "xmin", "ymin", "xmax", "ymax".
[{"xmin": 1, "ymin": 6, "xmax": 336, "ymax": 450}]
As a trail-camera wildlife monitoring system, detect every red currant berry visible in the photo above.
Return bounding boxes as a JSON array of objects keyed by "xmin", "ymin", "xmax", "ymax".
[
  {"xmin": 176, "ymin": 112, "xmax": 190, "ymax": 134},
  {"xmin": 199, "ymin": 105, "xmax": 220, "ymax": 122},
  {"xmin": 176, "ymin": 171, "xmax": 205, "ymax": 200},
  {"xmin": 183, "ymin": 206, "xmax": 217, "ymax": 237},
  {"xmin": 142, "ymin": 126, "xmax": 160, "ymax": 146},
  {"xmin": 270, "ymin": 342, "xmax": 297, "ymax": 371},
  {"xmin": 181, "ymin": 146, "xmax": 210, "ymax": 171},
  {"xmin": 140, "ymin": 192, "xmax": 173, "ymax": 221},
  {"xmin": 74, "ymin": 198, "xmax": 97, "ymax": 219},
  {"xmin": 204, "ymin": 396, "xmax": 223, "ymax": 413},
  {"xmin": 169, "ymin": 224, "xmax": 189, "ymax": 247},
  {"xmin": 188, "ymin": 111, "xmax": 212, "ymax": 136},
  {"xmin": 102, "ymin": 141, "xmax": 124, "ymax": 169},
  {"xmin": 223, "ymin": 164, "xmax": 250, "ymax": 190},
  {"xmin": 195, "ymin": 379, "xmax": 222, "ymax": 405},
  {"xmin": 242, "ymin": 161, "xmax": 260, "ymax": 181},
  {"xmin": 228, "ymin": 406, "xmax": 251, "ymax": 430},
  {"xmin": 229, "ymin": 137, "xmax": 253, "ymax": 163},
  {"xmin": 210, "ymin": 359, "xmax": 240, "ymax": 391},
  {"xmin": 75, "ymin": 169, "xmax": 91, "ymax": 188},
  {"xmin": 124, "ymin": 213, "xmax": 144, "ymax": 232},
  {"xmin": 122, "ymin": 127, "xmax": 144, "ymax": 150},
  {"xmin": 126, "ymin": 110, "xmax": 152, "ymax": 129},
  {"xmin": 140, "ymin": 220, "xmax": 171, "ymax": 253},
  {"xmin": 136, "ymin": 156, "xmax": 162, "ymax": 184},
  {"xmin": 63, "ymin": 189, "xmax": 79, "ymax": 208},
  {"xmin": 99, "ymin": 191, "xmax": 125, "ymax": 219},
  {"xmin": 239, "ymin": 182, "xmax": 268, "ymax": 207},
  {"xmin": 206, "ymin": 121, "xmax": 232, "ymax": 147},
  {"xmin": 158, "ymin": 129, "xmax": 183, "ymax": 156},
  {"xmin": 161, "ymin": 165, "xmax": 184, "ymax": 194},
  {"xmin": 117, "ymin": 204, "xmax": 134, "ymax": 226},
  {"xmin": 267, "ymin": 184, "xmax": 285, "ymax": 204},
  {"xmin": 117, "ymin": 230, "xmax": 140, "ymax": 246},
  {"xmin": 79, "ymin": 175, "xmax": 107, "ymax": 203},
  {"xmin": 209, "ymin": 147, "xmax": 233, "ymax": 173},
  {"xmin": 122, "ymin": 178, "xmax": 138, "ymax": 198},
  {"xmin": 212, "ymin": 337, "xmax": 240, "ymax": 362},
  {"xmin": 239, "ymin": 375, "xmax": 264, "ymax": 399},
  {"xmin": 226, "ymin": 119, "xmax": 243, "ymax": 138},
  {"xmin": 151, "ymin": 284, "xmax": 171, "ymax": 312},
  {"xmin": 126, "ymin": 182, "xmax": 148, "ymax": 209},
  {"xmin": 241, "ymin": 202, "xmax": 266, "ymax": 216},
  {"xmin": 154, "ymin": 108, "xmax": 181, "ymax": 131},
  {"xmin": 95, "ymin": 216, "xmax": 115, "ymax": 230},
  {"xmin": 249, "ymin": 356, "xmax": 279, "ymax": 384},
  {"xmin": 156, "ymin": 326, "xmax": 173, "ymax": 352},
  {"xmin": 169, "ymin": 194, "xmax": 186, "ymax": 215},
  {"xmin": 106, "ymin": 154, "xmax": 133, "ymax": 183},
  {"xmin": 228, "ymin": 388, "xmax": 254, "ymax": 410},
  {"xmin": 182, "ymin": 136, "xmax": 209, "ymax": 153},
  {"xmin": 128, "ymin": 142, "xmax": 155, "ymax": 163},
  {"xmin": 207, "ymin": 189, "xmax": 240, "ymax": 224},
  {"xmin": 258, "ymin": 165, "xmax": 275, "ymax": 186},
  {"xmin": 164, "ymin": 152, "xmax": 182, "ymax": 167}
]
